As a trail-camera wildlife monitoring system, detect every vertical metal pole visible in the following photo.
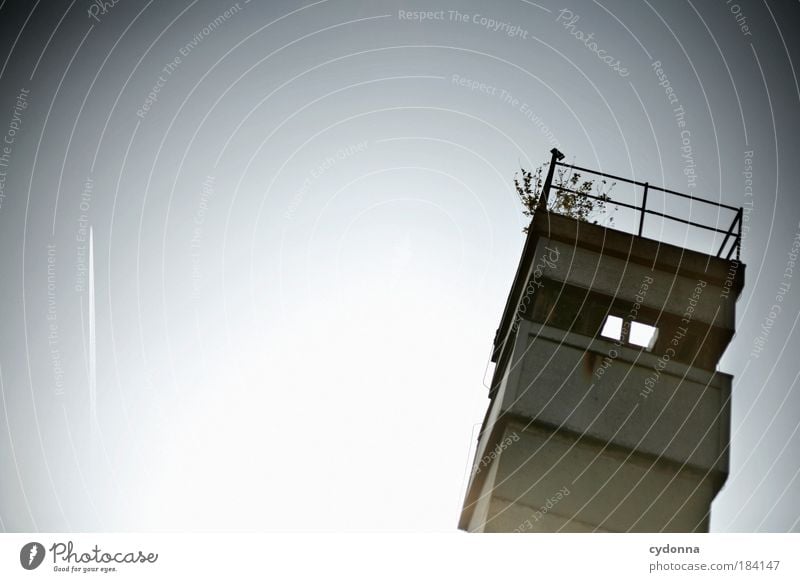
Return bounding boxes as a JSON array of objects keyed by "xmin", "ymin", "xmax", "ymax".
[
  {"xmin": 538, "ymin": 148, "xmax": 565, "ymax": 211},
  {"xmin": 736, "ymin": 207, "xmax": 743, "ymax": 261},
  {"xmin": 638, "ymin": 182, "xmax": 649, "ymax": 237}
]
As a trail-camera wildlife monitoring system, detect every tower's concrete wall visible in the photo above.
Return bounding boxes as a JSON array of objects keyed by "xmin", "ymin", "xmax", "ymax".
[
  {"xmin": 503, "ymin": 320, "xmax": 730, "ymax": 475},
  {"xmin": 461, "ymin": 210, "xmax": 742, "ymax": 533},
  {"xmin": 479, "ymin": 422, "xmax": 715, "ymax": 533}
]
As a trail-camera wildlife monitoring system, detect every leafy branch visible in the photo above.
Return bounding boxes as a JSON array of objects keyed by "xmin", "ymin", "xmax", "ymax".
[{"xmin": 515, "ymin": 164, "xmax": 617, "ymax": 232}]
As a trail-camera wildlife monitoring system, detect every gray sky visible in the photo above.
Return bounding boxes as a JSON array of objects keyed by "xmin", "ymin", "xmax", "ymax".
[{"xmin": 0, "ymin": 0, "xmax": 798, "ymax": 532}]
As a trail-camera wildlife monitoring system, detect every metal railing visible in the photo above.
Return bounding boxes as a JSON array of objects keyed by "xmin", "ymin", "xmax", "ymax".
[{"xmin": 539, "ymin": 149, "xmax": 743, "ymax": 261}]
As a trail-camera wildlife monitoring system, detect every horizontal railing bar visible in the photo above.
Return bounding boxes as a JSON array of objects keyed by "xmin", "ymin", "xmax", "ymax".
[
  {"xmin": 551, "ymin": 158, "xmax": 742, "ymax": 261},
  {"xmin": 554, "ymin": 188, "xmax": 734, "ymax": 235},
  {"xmin": 555, "ymin": 161, "xmax": 740, "ymax": 212},
  {"xmin": 647, "ymin": 185, "xmax": 740, "ymax": 211},
  {"xmin": 638, "ymin": 209, "xmax": 731, "ymax": 234},
  {"xmin": 554, "ymin": 188, "xmax": 638, "ymax": 211},
  {"xmin": 554, "ymin": 162, "xmax": 642, "ymax": 186}
]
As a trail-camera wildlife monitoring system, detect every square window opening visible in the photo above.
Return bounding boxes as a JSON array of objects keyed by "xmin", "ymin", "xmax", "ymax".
[
  {"xmin": 600, "ymin": 315, "xmax": 623, "ymax": 341},
  {"xmin": 629, "ymin": 321, "xmax": 659, "ymax": 350}
]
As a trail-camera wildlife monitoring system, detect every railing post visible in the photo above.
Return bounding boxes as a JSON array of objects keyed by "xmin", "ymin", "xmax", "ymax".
[
  {"xmin": 638, "ymin": 182, "xmax": 649, "ymax": 237},
  {"xmin": 538, "ymin": 148, "xmax": 565, "ymax": 211},
  {"xmin": 721, "ymin": 208, "xmax": 743, "ymax": 260},
  {"xmin": 736, "ymin": 207, "xmax": 743, "ymax": 261}
]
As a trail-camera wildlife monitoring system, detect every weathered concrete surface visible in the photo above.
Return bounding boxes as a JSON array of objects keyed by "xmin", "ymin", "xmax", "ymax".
[
  {"xmin": 534, "ymin": 236, "xmax": 737, "ymax": 330},
  {"xmin": 473, "ymin": 423, "xmax": 715, "ymax": 533},
  {"xmin": 505, "ymin": 320, "xmax": 730, "ymax": 475}
]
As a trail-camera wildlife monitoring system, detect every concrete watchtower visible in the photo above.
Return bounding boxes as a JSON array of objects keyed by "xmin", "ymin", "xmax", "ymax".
[{"xmin": 460, "ymin": 149, "xmax": 745, "ymax": 532}]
